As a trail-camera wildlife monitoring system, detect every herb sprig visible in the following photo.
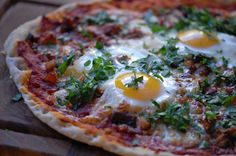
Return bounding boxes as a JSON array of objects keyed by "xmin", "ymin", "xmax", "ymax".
[
  {"xmin": 57, "ymin": 53, "xmax": 75, "ymax": 76},
  {"xmin": 125, "ymin": 72, "xmax": 144, "ymax": 90},
  {"xmin": 148, "ymin": 103, "xmax": 191, "ymax": 132},
  {"xmin": 61, "ymin": 55, "xmax": 116, "ymax": 110}
]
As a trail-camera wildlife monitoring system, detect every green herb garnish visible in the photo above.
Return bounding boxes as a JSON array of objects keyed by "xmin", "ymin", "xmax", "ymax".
[
  {"xmin": 61, "ymin": 56, "xmax": 116, "ymax": 110},
  {"xmin": 57, "ymin": 53, "xmax": 75, "ymax": 76},
  {"xmin": 12, "ymin": 93, "xmax": 22, "ymax": 102},
  {"xmin": 83, "ymin": 11, "xmax": 114, "ymax": 26},
  {"xmin": 125, "ymin": 72, "xmax": 144, "ymax": 90},
  {"xmin": 149, "ymin": 103, "xmax": 191, "ymax": 132},
  {"xmin": 95, "ymin": 41, "xmax": 104, "ymax": 50}
]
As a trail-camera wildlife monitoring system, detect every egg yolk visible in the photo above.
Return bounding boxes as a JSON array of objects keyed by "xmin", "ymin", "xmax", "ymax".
[
  {"xmin": 115, "ymin": 72, "xmax": 161, "ymax": 101},
  {"xmin": 177, "ymin": 29, "xmax": 219, "ymax": 48}
]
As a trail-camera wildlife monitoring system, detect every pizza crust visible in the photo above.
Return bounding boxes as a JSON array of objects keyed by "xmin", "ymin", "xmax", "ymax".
[{"xmin": 4, "ymin": 1, "xmax": 176, "ymax": 156}]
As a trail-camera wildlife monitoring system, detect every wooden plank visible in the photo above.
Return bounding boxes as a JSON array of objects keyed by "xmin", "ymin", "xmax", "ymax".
[
  {"xmin": 0, "ymin": 3, "xmax": 65, "ymax": 138},
  {"xmin": 0, "ymin": 76, "xmax": 69, "ymax": 139},
  {"xmin": 0, "ymin": 2, "xmax": 56, "ymax": 50},
  {"xmin": 0, "ymin": 129, "xmax": 71, "ymax": 156},
  {"xmin": 0, "ymin": 0, "xmax": 10, "ymax": 17},
  {"xmin": 0, "ymin": 129, "xmax": 116, "ymax": 156}
]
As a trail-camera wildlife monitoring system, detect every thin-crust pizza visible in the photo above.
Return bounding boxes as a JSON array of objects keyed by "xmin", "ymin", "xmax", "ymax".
[{"xmin": 4, "ymin": 0, "xmax": 236, "ymax": 155}]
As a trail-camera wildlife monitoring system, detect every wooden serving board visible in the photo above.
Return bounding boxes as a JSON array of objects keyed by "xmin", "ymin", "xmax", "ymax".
[{"xmin": 0, "ymin": 0, "xmax": 115, "ymax": 155}]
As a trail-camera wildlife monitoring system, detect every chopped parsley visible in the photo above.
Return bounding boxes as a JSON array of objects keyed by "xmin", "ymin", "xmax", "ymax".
[
  {"xmin": 12, "ymin": 93, "xmax": 22, "ymax": 102},
  {"xmin": 149, "ymin": 24, "xmax": 167, "ymax": 33},
  {"xmin": 125, "ymin": 72, "xmax": 144, "ymax": 90},
  {"xmin": 143, "ymin": 6, "xmax": 236, "ymax": 36},
  {"xmin": 62, "ymin": 56, "xmax": 116, "ymax": 109},
  {"xmin": 83, "ymin": 11, "xmax": 114, "ymax": 26},
  {"xmin": 217, "ymin": 106, "xmax": 236, "ymax": 129},
  {"xmin": 143, "ymin": 9, "xmax": 168, "ymax": 33},
  {"xmin": 63, "ymin": 77, "xmax": 97, "ymax": 109},
  {"xmin": 157, "ymin": 38, "xmax": 184, "ymax": 68},
  {"xmin": 198, "ymin": 140, "xmax": 210, "ymax": 149},
  {"xmin": 95, "ymin": 40, "xmax": 104, "ymax": 50},
  {"xmin": 128, "ymin": 55, "xmax": 171, "ymax": 78},
  {"xmin": 57, "ymin": 53, "xmax": 75, "ymax": 76},
  {"xmin": 173, "ymin": 7, "xmax": 236, "ymax": 35},
  {"xmin": 148, "ymin": 103, "xmax": 191, "ymax": 132}
]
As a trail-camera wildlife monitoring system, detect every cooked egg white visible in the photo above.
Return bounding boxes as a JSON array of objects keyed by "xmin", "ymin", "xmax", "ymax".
[
  {"xmin": 96, "ymin": 70, "xmax": 177, "ymax": 111},
  {"xmin": 73, "ymin": 45, "xmax": 150, "ymax": 72},
  {"xmin": 175, "ymin": 30, "xmax": 236, "ymax": 67}
]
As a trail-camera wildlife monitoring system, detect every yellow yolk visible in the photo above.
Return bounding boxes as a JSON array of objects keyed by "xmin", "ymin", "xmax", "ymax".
[
  {"xmin": 177, "ymin": 29, "xmax": 219, "ymax": 48},
  {"xmin": 115, "ymin": 72, "xmax": 161, "ymax": 101}
]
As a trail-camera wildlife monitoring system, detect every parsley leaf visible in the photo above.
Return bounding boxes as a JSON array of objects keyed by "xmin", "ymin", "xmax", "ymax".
[
  {"xmin": 12, "ymin": 93, "xmax": 22, "ymax": 102},
  {"xmin": 83, "ymin": 11, "xmax": 114, "ymax": 26},
  {"xmin": 149, "ymin": 24, "xmax": 167, "ymax": 33},
  {"xmin": 217, "ymin": 106, "xmax": 236, "ymax": 128},
  {"xmin": 157, "ymin": 38, "xmax": 184, "ymax": 68},
  {"xmin": 129, "ymin": 55, "xmax": 171, "ymax": 78},
  {"xmin": 125, "ymin": 72, "xmax": 144, "ymax": 90},
  {"xmin": 95, "ymin": 41, "xmax": 104, "ymax": 50},
  {"xmin": 149, "ymin": 103, "xmax": 191, "ymax": 132},
  {"xmin": 57, "ymin": 53, "xmax": 75, "ymax": 76},
  {"xmin": 64, "ymin": 77, "xmax": 96, "ymax": 109},
  {"xmin": 174, "ymin": 6, "xmax": 236, "ymax": 36},
  {"xmin": 62, "ymin": 56, "xmax": 116, "ymax": 110}
]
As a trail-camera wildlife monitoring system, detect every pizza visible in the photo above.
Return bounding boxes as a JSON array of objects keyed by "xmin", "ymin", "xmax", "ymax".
[{"xmin": 4, "ymin": 0, "xmax": 236, "ymax": 155}]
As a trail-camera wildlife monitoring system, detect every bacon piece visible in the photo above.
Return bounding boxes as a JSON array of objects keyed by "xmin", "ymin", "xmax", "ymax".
[
  {"xmin": 100, "ymin": 23, "xmax": 122, "ymax": 36},
  {"xmin": 43, "ymin": 71, "xmax": 57, "ymax": 84},
  {"xmin": 123, "ymin": 29, "xmax": 144, "ymax": 39},
  {"xmin": 45, "ymin": 60, "xmax": 56, "ymax": 71},
  {"xmin": 216, "ymin": 128, "xmax": 236, "ymax": 148},
  {"xmin": 60, "ymin": 17, "xmax": 77, "ymax": 33},
  {"xmin": 111, "ymin": 111, "xmax": 137, "ymax": 128},
  {"xmin": 17, "ymin": 41, "xmax": 42, "ymax": 68},
  {"xmin": 40, "ymin": 16, "xmax": 59, "ymax": 32},
  {"xmin": 39, "ymin": 32, "xmax": 57, "ymax": 45}
]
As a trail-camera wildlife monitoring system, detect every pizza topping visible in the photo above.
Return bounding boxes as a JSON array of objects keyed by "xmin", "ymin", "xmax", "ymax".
[
  {"xmin": 16, "ymin": 1, "xmax": 236, "ymax": 155},
  {"xmin": 40, "ymin": 16, "xmax": 59, "ymax": 33},
  {"xmin": 57, "ymin": 53, "xmax": 75, "ymax": 76},
  {"xmin": 116, "ymin": 72, "xmax": 161, "ymax": 101},
  {"xmin": 177, "ymin": 30, "xmax": 220, "ymax": 49},
  {"xmin": 82, "ymin": 11, "xmax": 114, "ymax": 26},
  {"xmin": 111, "ymin": 111, "xmax": 137, "ymax": 128},
  {"xmin": 12, "ymin": 93, "xmax": 22, "ymax": 102}
]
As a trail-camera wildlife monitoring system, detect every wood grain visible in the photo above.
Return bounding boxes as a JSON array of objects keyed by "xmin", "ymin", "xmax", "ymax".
[
  {"xmin": 0, "ymin": 0, "xmax": 10, "ymax": 16},
  {"xmin": 0, "ymin": 129, "xmax": 71, "ymax": 156},
  {"xmin": 0, "ymin": 129, "xmax": 116, "ymax": 156}
]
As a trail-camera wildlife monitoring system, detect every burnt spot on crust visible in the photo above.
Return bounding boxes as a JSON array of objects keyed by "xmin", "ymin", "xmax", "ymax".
[{"xmin": 111, "ymin": 111, "xmax": 137, "ymax": 128}]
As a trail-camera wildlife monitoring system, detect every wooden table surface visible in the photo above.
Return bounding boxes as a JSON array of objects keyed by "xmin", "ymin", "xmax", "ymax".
[{"xmin": 0, "ymin": 0, "xmax": 115, "ymax": 155}]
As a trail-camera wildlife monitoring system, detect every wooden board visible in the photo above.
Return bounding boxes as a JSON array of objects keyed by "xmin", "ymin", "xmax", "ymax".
[
  {"xmin": 0, "ymin": 0, "xmax": 10, "ymax": 16},
  {"xmin": 0, "ymin": 1, "xmax": 115, "ymax": 155},
  {"xmin": 0, "ymin": 129, "xmax": 115, "ymax": 156},
  {"xmin": 0, "ymin": 2, "xmax": 55, "ymax": 49}
]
